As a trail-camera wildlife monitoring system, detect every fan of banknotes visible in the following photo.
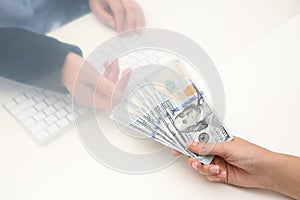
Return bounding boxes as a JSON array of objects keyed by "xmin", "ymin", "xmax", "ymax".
[{"xmin": 110, "ymin": 59, "xmax": 233, "ymax": 164}]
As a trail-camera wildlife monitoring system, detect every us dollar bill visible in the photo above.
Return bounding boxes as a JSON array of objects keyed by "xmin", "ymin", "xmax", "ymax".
[
  {"xmin": 111, "ymin": 86, "xmax": 188, "ymax": 154},
  {"xmin": 137, "ymin": 83, "xmax": 231, "ymax": 164},
  {"xmin": 111, "ymin": 60, "xmax": 233, "ymax": 164}
]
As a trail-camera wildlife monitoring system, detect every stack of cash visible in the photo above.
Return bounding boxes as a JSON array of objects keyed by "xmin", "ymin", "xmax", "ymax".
[{"xmin": 111, "ymin": 59, "xmax": 233, "ymax": 164}]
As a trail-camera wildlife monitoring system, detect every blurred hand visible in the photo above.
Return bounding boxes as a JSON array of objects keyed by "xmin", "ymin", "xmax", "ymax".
[
  {"xmin": 61, "ymin": 52, "xmax": 131, "ymax": 109},
  {"xmin": 89, "ymin": 0, "xmax": 146, "ymax": 32}
]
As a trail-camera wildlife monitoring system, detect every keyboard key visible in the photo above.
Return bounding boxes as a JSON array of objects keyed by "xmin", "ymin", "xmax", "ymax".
[
  {"xmin": 128, "ymin": 58, "xmax": 137, "ymax": 66},
  {"xmin": 14, "ymin": 94, "xmax": 27, "ymax": 103},
  {"xmin": 145, "ymin": 50, "xmax": 155, "ymax": 55},
  {"xmin": 23, "ymin": 118, "xmax": 36, "ymax": 127},
  {"xmin": 47, "ymin": 124, "xmax": 59, "ymax": 134},
  {"xmin": 155, "ymin": 51, "xmax": 166, "ymax": 58},
  {"xmin": 53, "ymin": 101, "xmax": 66, "ymax": 110},
  {"xmin": 65, "ymin": 104, "xmax": 73, "ymax": 112},
  {"xmin": 33, "ymin": 93, "xmax": 47, "ymax": 102},
  {"xmin": 43, "ymin": 106, "xmax": 55, "ymax": 115},
  {"xmin": 56, "ymin": 118, "xmax": 70, "ymax": 128},
  {"xmin": 67, "ymin": 112, "xmax": 80, "ymax": 122},
  {"xmin": 136, "ymin": 53, "xmax": 146, "ymax": 60},
  {"xmin": 74, "ymin": 112, "xmax": 81, "ymax": 120},
  {"xmin": 53, "ymin": 93, "xmax": 65, "ymax": 99},
  {"xmin": 63, "ymin": 97, "xmax": 72, "ymax": 105},
  {"xmin": 138, "ymin": 60, "xmax": 149, "ymax": 66},
  {"xmin": 24, "ymin": 89, "xmax": 38, "ymax": 97},
  {"xmin": 17, "ymin": 108, "xmax": 37, "ymax": 121},
  {"xmin": 33, "ymin": 112, "xmax": 46, "ymax": 121},
  {"xmin": 66, "ymin": 114, "xmax": 74, "ymax": 121},
  {"xmin": 30, "ymin": 121, "xmax": 47, "ymax": 133},
  {"xmin": 35, "ymin": 102, "xmax": 47, "ymax": 111},
  {"xmin": 44, "ymin": 96, "xmax": 57, "ymax": 105},
  {"xmin": 10, "ymin": 99, "xmax": 35, "ymax": 115},
  {"xmin": 44, "ymin": 115, "xmax": 58, "ymax": 125},
  {"xmin": 148, "ymin": 56, "xmax": 158, "ymax": 63},
  {"xmin": 4, "ymin": 100, "xmax": 17, "ymax": 109},
  {"xmin": 73, "ymin": 103, "xmax": 79, "ymax": 110},
  {"xmin": 35, "ymin": 130, "xmax": 48, "ymax": 140},
  {"xmin": 55, "ymin": 109, "xmax": 68, "ymax": 118}
]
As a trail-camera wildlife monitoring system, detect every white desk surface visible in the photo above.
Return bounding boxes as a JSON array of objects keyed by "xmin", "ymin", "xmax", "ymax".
[{"xmin": 1, "ymin": 1, "xmax": 300, "ymax": 199}]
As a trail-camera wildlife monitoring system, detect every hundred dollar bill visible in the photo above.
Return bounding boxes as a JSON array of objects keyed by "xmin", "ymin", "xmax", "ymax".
[
  {"xmin": 111, "ymin": 86, "xmax": 188, "ymax": 154},
  {"xmin": 113, "ymin": 111, "xmax": 184, "ymax": 153},
  {"xmin": 111, "ymin": 60, "xmax": 233, "ymax": 164},
  {"xmin": 135, "ymin": 86, "xmax": 193, "ymax": 154},
  {"xmin": 142, "ymin": 63, "xmax": 233, "ymax": 159},
  {"xmin": 112, "ymin": 81, "xmax": 219, "ymax": 164},
  {"xmin": 137, "ymin": 83, "xmax": 215, "ymax": 164},
  {"xmin": 137, "ymin": 82, "xmax": 232, "ymax": 164}
]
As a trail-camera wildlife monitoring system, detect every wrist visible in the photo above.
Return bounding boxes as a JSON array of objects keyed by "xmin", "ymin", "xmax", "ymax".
[
  {"xmin": 262, "ymin": 152, "xmax": 300, "ymax": 199},
  {"xmin": 61, "ymin": 52, "xmax": 83, "ymax": 93},
  {"xmin": 257, "ymin": 151, "xmax": 279, "ymax": 190}
]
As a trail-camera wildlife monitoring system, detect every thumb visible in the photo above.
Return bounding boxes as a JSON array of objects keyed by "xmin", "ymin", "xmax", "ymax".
[{"xmin": 188, "ymin": 138, "xmax": 236, "ymax": 158}]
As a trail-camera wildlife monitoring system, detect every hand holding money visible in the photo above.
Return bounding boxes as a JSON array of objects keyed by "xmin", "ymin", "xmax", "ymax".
[{"xmin": 109, "ymin": 53, "xmax": 300, "ymax": 200}]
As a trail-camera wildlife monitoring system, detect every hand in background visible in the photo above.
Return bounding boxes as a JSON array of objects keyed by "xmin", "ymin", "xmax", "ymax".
[
  {"xmin": 61, "ymin": 52, "xmax": 131, "ymax": 109},
  {"xmin": 89, "ymin": 0, "xmax": 146, "ymax": 32}
]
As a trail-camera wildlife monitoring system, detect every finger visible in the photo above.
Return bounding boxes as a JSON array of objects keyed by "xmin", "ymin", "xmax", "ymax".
[
  {"xmin": 103, "ymin": 60, "xmax": 120, "ymax": 83},
  {"xmin": 96, "ymin": 76, "xmax": 116, "ymax": 97},
  {"xmin": 206, "ymin": 171, "xmax": 227, "ymax": 183},
  {"xmin": 188, "ymin": 158, "xmax": 221, "ymax": 176},
  {"xmin": 117, "ymin": 67, "xmax": 132, "ymax": 91},
  {"xmin": 119, "ymin": 0, "xmax": 137, "ymax": 30},
  {"xmin": 171, "ymin": 150, "xmax": 182, "ymax": 157},
  {"xmin": 134, "ymin": 3, "xmax": 146, "ymax": 28},
  {"xmin": 108, "ymin": 0, "xmax": 125, "ymax": 32},
  {"xmin": 111, "ymin": 68, "xmax": 132, "ymax": 107},
  {"xmin": 89, "ymin": 0, "xmax": 115, "ymax": 28},
  {"xmin": 102, "ymin": 61, "xmax": 111, "ymax": 77},
  {"xmin": 187, "ymin": 140, "xmax": 234, "ymax": 158}
]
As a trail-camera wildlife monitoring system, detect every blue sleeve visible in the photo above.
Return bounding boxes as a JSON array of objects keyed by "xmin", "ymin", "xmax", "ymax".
[{"xmin": 0, "ymin": 27, "xmax": 82, "ymax": 93}]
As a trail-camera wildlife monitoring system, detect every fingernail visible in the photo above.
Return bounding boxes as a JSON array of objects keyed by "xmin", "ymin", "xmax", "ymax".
[
  {"xmin": 218, "ymin": 171, "xmax": 226, "ymax": 178},
  {"xmin": 186, "ymin": 141, "xmax": 197, "ymax": 148},
  {"xmin": 209, "ymin": 165, "xmax": 219, "ymax": 173},
  {"xmin": 191, "ymin": 161, "xmax": 198, "ymax": 170}
]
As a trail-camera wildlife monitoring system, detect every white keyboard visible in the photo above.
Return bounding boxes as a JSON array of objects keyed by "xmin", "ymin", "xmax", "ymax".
[
  {"xmin": 2, "ymin": 49, "xmax": 186, "ymax": 145},
  {"xmin": 3, "ymin": 88, "xmax": 90, "ymax": 145}
]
